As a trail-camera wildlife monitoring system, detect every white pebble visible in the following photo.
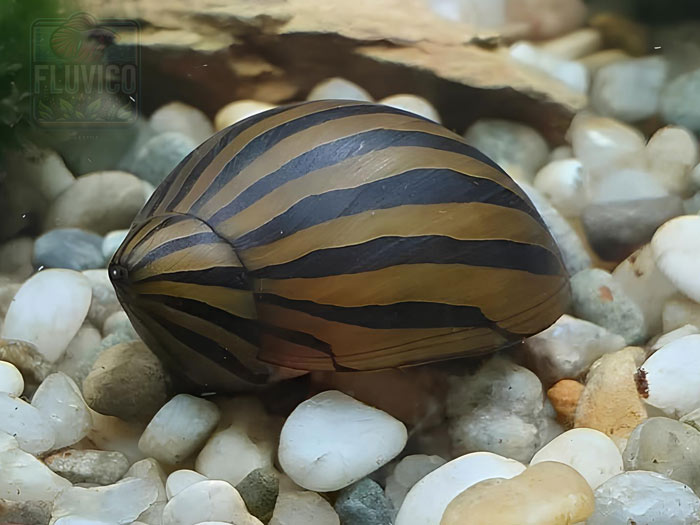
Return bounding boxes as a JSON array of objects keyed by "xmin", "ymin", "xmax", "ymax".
[
  {"xmin": 0, "ymin": 393, "xmax": 55, "ymax": 455},
  {"xmin": 385, "ymin": 454, "xmax": 447, "ymax": 511},
  {"xmin": 270, "ymin": 491, "xmax": 339, "ymax": 525},
  {"xmin": 590, "ymin": 167, "xmax": 669, "ymax": 204},
  {"xmin": 0, "ymin": 431, "xmax": 71, "ymax": 501},
  {"xmin": 150, "ymin": 101, "xmax": 214, "ymax": 144},
  {"xmin": 32, "ymin": 372, "xmax": 92, "ymax": 450},
  {"xmin": 395, "ymin": 452, "xmax": 525, "ymax": 525},
  {"xmin": 651, "ymin": 324, "xmax": 700, "ymax": 352},
  {"xmin": 54, "ymin": 518, "xmax": 113, "ymax": 525},
  {"xmin": 139, "ymin": 394, "xmax": 220, "ymax": 464},
  {"xmin": 651, "ymin": 215, "xmax": 700, "ymax": 303},
  {"xmin": 51, "ymin": 478, "xmax": 159, "ymax": 525},
  {"xmin": 0, "ymin": 361, "xmax": 23, "ymax": 396},
  {"xmin": 509, "ymin": 41, "xmax": 589, "ymax": 93},
  {"xmin": 101, "ymin": 229, "xmax": 128, "ymax": 261},
  {"xmin": 162, "ymin": 479, "xmax": 260, "ymax": 525},
  {"xmin": 307, "ymin": 77, "xmax": 373, "ymax": 102},
  {"xmin": 647, "ymin": 126, "xmax": 699, "ymax": 195},
  {"xmin": 88, "ymin": 411, "xmax": 146, "ymax": 465},
  {"xmin": 530, "ymin": 428, "xmax": 623, "ymax": 489},
  {"xmin": 663, "ymin": 296, "xmax": 700, "ymax": 333},
  {"xmin": 567, "ymin": 112, "xmax": 645, "ymax": 175},
  {"xmin": 166, "ymin": 469, "xmax": 208, "ymax": 499},
  {"xmin": 379, "ymin": 94, "xmax": 440, "ymax": 122},
  {"xmin": 591, "ymin": 57, "xmax": 668, "ymax": 122},
  {"xmin": 533, "ymin": 158, "xmax": 589, "ymax": 216},
  {"xmin": 278, "ymin": 390, "xmax": 407, "ymax": 492},
  {"xmin": 640, "ymin": 334, "xmax": 700, "ymax": 418},
  {"xmin": 214, "ymin": 100, "xmax": 275, "ymax": 131},
  {"xmin": 538, "ymin": 28, "xmax": 603, "ymax": 60},
  {"xmin": 1, "ymin": 269, "xmax": 92, "ymax": 362}
]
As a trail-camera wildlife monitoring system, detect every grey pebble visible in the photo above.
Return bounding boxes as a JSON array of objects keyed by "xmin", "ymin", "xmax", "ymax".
[
  {"xmin": 129, "ymin": 132, "xmax": 197, "ymax": 186},
  {"xmin": 334, "ymin": 478, "xmax": 393, "ymax": 525},
  {"xmin": 82, "ymin": 341, "xmax": 170, "ymax": 422},
  {"xmin": 623, "ymin": 417, "xmax": 700, "ymax": 494},
  {"xmin": 570, "ymin": 268, "xmax": 647, "ymax": 344},
  {"xmin": 582, "ymin": 196, "xmax": 684, "ymax": 261},
  {"xmin": 45, "ymin": 449, "xmax": 130, "ymax": 485},
  {"xmin": 0, "ymin": 498, "xmax": 51, "ymax": 525},
  {"xmin": 661, "ymin": 68, "xmax": 700, "ymax": 131},
  {"xmin": 33, "ymin": 228, "xmax": 104, "ymax": 271},
  {"xmin": 235, "ymin": 467, "xmax": 279, "ymax": 523}
]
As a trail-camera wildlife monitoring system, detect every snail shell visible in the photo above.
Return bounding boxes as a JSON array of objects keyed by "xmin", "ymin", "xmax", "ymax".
[{"xmin": 110, "ymin": 100, "xmax": 570, "ymax": 389}]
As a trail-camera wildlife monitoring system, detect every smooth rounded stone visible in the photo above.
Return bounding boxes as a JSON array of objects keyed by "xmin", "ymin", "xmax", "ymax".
[
  {"xmin": 126, "ymin": 457, "xmax": 167, "ymax": 501},
  {"xmin": 639, "ymin": 334, "xmax": 700, "ymax": 418},
  {"xmin": 32, "ymin": 372, "xmax": 92, "ymax": 450},
  {"xmin": 0, "ymin": 339, "xmax": 53, "ymax": 386},
  {"xmin": 395, "ymin": 452, "xmax": 525, "ymax": 525},
  {"xmin": 139, "ymin": 394, "xmax": 220, "ymax": 465},
  {"xmin": 588, "ymin": 470, "xmax": 700, "ymax": 525},
  {"xmin": 623, "ymin": 417, "xmax": 700, "ymax": 492},
  {"xmin": 663, "ymin": 295, "xmax": 700, "ymax": 332},
  {"xmin": 236, "ymin": 468, "xmax": 279, "ymax": 523},
  {"xmin": 87, "ymin": 412, "xmax": 147, "ymax": 466},
  {"xmin": 647, "ymin": 126, "xmax": 699, "ymax": 196},
  {"xmin": 196, "ymin": 397, "xmax": 280, "ymax": 486},
  {"xmin": 574, "ymin": 346, "xmax": 647, "ymax": 448},
  {"xmin": 612, "ymin": 244, "xmax": 679, "ymax": 335},
  {"xmin": 307, "ymin": 77, "xmax": 372, "ymax": 102},
  {"xmin": 684, "ymin": 191, "xmax": 700, "ymax": 214},
  {"xmin": 582, "ymin": 196, "xmax": 684, "ymax": 261},
  {"xmin": 0, "ymin": 498, "xmax": 52, "ymax": 525},
  {"xmin": 1, "ymin": 269, "xmax": 92, "ymax": 363},
  {"xmin": 335, "ymin": 478, "xmax": 392, "ymax": 525},
  {"xmin": 462, "ymin": 119, "xmax": 549, "ymax": 182},
  {"xmin": 51, "ymin": 477, "xmax": 159, "ymax": 525},
  {"xmin": 0, "ymin": 393, "xmax": 55, "ymax": 455},
  {"xmin": 446, "ymin": 357, "xmax": 558, "ymax": 463},
  {"xmin": 102, "ymin": 311, "xmax": 137, "ymax": 338},
  {"xmin": 4, "ymin": 148, "xmax": 75, "ymax": 202},
  {"xmin": 214, "ymin": 100, "xmax": 275, "ymax": 131},
  {"xmin": 378, "ymin": 94, "xmax": 440, "ymax": 123},
  {"xmin": 166, "ymin": 469, "xmax": 208, "ymax": 499},
  {"xmin": 522, "ymin": 314, "xmax": 626, "ymax": 387},
  {"xmin": 650, "ymin": 324, "xmax": 700, "ymax": 352},
  {"xmin": 33, "ymin": 229, "xmax": 104, "ymax": 271},
  {"xmin": 43, "ymin": 171, "xmax": 150, "ymax": 235},
  {"xmin": 150, "ymin": 102, "xmax": 214, "ymax": 144},
  {"xmin": 519, "ymin": 183, "xmax": 592, "ymax": 275},
  {"xmin": 45, "ymin": 449, "xmax": 129, "ymax": 485},
  {"xmin": 270, "ymin": 490, "xmax": 338, "ymax": 525},
  {"xmin": 55, "ymin": 324, "xmax": 103, "ymax": 386},
  {"xmin": 508, "ymin": 41, "xmax": 589, "ymax": 94},
  {"xmin": 0, "ymin": 360, "xmax": 23, "ymax": 396},
  {"xmin": 530, "ymin": 428, "xmax": 623, "ymax": 489},
  {"xmin": 441, "ymin": 462, "xmax": 594, "ymax": 525},
  {"xmin": 0, "ymin": 237, "xmax": 34, "ymax": 280},
  {"xmin": 546, "ymin": 379, "xmax": 584, "ymax": 426},
  {"xmin": 651, "ymin": 215, "xmax": 700, "ymax": 303},
  {"xmin": 385, "ymin": 455, "xmax": 446, "ymax": 513},
  {"xmin": 82, "ymin": 269, "xmax": 122, "ymax": 328},
  {"xmin": 591, "ymin": 56, "xmax": 668, "ymax": 122},
  {"xmin": 567, "ymin": 112, "xmax": 645, "ymax": 174},
  {"xmin": 661, "ymin": 68, "xmax": 700, "ymax": 131},
  {"xmin": 506, "ymin": 0, "xmax": 587, "ymax": 40},
  {"xmin": 590, "ymin": 168, "xmax": 670, "ymax": 204},
  {"xmin": 130, "ymin": 132, "xmax": 197, "ymax": 186},
  {"xmin": 83, "ymin": 341, "xmax": 170, "ymax": 423},
  {"xmin": 278, "ymin": 390, "xmax": 407, "ymax": 492},
  {"xmin": 532, "ymin": 158, "xmax": 588, "ymax": 217},
  {"xmin": 101, "ymin": 230, "xmax": 128, "ymax": 262},
  {"xmin": 570, "ymin": 268, "xmax": 646, "ymax": 343},
  {"xmin": 0, "ymin": 432, "xmax": 71, "ymax": 502},
  {"xmin": 692, "ymin": 163, "xmax": 700, "ymax": 190},
  {"xmin": 54, "ymin": 518, "xmax": 113, "ymax": 525},
  {"xmin": 162, "ymin": 479, "xmax": 261, "ymax": 525},
  {"xmin": 548, "ymin": 144, "xmax": 573, "ymax": 161},
  {"xmin": 539, "ymin": 28, "xmax": 603, "ymax": 60}
]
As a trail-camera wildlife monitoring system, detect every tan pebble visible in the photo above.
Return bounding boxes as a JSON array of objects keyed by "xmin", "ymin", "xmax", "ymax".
[
  {"xmin": 547, "ymin": 379, "xmax": 584, "ymax": 426},
  {"xmin": 214, "ymin": 100, "xmax": 275, "ymax": 131},
  {"xmin": 440, "ymin": 461, "xmax": 594, "ymax": 525},
  {"xmin": 574, "ymin": 346, "xmax": 647, "ymax": 448}
]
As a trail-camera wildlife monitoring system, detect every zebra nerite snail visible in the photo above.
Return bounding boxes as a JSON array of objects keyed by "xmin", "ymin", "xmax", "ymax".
[{"xmin": 109, "ymin": 100, "xmax": 571, "ymax": 390}]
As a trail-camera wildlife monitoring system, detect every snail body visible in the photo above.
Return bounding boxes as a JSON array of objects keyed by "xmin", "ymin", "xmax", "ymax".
[{"xmin": 110, "ymin": 100, "xmax": 570, "ymax": 389}]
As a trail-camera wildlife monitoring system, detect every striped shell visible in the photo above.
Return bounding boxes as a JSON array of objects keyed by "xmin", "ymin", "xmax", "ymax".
[{"xmin": 110, "ymin": 100, "xmax": 571, "ymax": 389}]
